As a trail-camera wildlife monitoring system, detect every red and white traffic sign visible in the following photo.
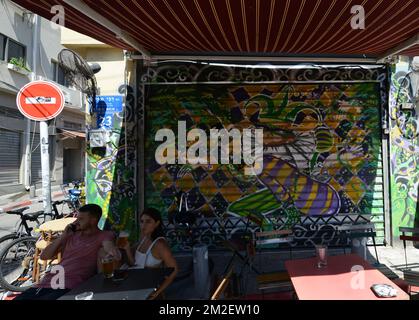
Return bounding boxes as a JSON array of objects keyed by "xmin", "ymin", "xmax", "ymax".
[{"xmin": 16, "ymin": 80, "xmax": 65, "ymax": 121}]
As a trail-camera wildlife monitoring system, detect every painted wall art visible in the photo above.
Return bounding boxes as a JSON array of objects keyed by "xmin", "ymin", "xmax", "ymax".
[{"xmin": 144, "ymin": 83, "xmax": 384, "ymax": 243}]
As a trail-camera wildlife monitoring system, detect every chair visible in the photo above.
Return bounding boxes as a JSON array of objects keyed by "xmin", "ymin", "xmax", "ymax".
[
  {"xmin": 399, "ymin": 227, "xmax": 419, "ymax": 270},
  {"xmin": 403, "ymin": 270, "xmax": 419, "ymax": 294},
  {"xmin": 337, "ymin": 223, "xmax": 379, "ymax": 263},
  {"xmin": 32, "ymin": 217, "xmax": 76, "ymax": 283},
  {"xmin": 211, "ymin": 267, "xmax": 234, "ymax": 300},
  {"xmin": 253, "ymin": 229, "xmax": 294, "ymax": 294},
  {"xmin": 222, "ymin": 213, "xmax": 261, "ymax": 276}
]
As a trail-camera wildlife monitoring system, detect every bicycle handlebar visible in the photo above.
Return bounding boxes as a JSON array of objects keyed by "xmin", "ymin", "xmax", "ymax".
[{"xmin": 6, "ymin": 206, "xmax": 30, "ymax": 215}]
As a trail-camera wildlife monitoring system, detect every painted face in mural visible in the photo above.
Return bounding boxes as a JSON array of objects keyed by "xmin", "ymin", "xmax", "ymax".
[{"xmin": 140, "ymin": 213, "xmax": 161, "ymax": 237}]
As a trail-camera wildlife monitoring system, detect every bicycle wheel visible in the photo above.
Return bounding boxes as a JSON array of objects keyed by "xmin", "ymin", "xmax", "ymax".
[
  {"xmin": 0, "ymin": 236, "xmax": 37, "ymax": 292},
  {"xmin": 0, "ymin": 233, "xmax": 19, "ymax": 254}
]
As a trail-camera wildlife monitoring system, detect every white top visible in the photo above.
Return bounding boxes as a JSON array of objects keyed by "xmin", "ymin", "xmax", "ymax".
[{"xmin": 132, "ymin": 237, "xmax": 164, "ymax": 269}]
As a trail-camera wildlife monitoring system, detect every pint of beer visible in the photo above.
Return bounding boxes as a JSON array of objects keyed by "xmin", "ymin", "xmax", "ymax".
[
  {"xmin": 101, "ymin": 256, "xmax": 114, "ymax": 278},
  {"xmin": 117, "ymin": 231, "xmax": 129, "ymax": 249}
]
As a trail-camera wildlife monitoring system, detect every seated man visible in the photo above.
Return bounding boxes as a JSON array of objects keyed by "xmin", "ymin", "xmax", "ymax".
[{"xmin": 15, "ymin": 204, "xmax": 121, "ymax": 300}]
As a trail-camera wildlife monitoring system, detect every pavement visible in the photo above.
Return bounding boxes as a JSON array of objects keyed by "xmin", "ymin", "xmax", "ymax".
[
  {"xmin": 0, "ymin": 184, "xmax": 64, "ymax": 214},
  {"xmin": 0, "ymin": 183, "xmax": 67, "ymax": 240}
]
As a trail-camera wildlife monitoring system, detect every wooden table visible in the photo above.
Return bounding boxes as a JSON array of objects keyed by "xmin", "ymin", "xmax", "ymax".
[
  {"xmin": 59, "ymin": 268, "xmax": 174, "ymax": 300},
  {"xmin": 38, "ymin": 217, "xmax": 77, "ymax": 233},
  {"xmin": 285, "ymin": 254, "xmax": 410, "ymax": 300}
]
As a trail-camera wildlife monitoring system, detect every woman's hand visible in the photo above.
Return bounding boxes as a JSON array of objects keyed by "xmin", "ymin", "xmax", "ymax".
[
  {"xmin": 148, "ymin": 289, "xmax": 160, "ymax": 300},
  {"xmin": 122, "ymin": 241, "xmax": 131, "ymax": 252},
  {"xmin": 102, "ymin": 240, "xmax": 122, "ymax": 261}
]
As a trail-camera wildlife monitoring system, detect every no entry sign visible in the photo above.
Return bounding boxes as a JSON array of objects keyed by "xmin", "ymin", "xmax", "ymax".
[{"xmin": 16, "ymin": 81, "xmax": 65, "ymax": 121}]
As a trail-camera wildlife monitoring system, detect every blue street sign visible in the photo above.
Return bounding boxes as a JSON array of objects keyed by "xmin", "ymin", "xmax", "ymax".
[{"xmin": 94, "ymin": 95, "xmax": 123, "ymax": 129}]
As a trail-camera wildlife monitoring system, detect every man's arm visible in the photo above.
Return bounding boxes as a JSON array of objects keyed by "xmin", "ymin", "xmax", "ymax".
[
  {"xmin": 39, "ymin": 237, "xmax": 64, "ymax": 261},
  {"xmin": 40, "ymin": 223, "xmax": 73, "ymax": 260}
]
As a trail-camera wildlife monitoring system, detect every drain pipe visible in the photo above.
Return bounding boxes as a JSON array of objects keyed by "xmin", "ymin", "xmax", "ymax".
[{"xmin": 62, "ymin": 0, "xmax": 150, "ymax": 58}]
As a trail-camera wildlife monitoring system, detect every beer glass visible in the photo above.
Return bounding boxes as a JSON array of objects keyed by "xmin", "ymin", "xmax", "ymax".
[
  {"xmin": 101, "ymin": 256, "xmax": 114, "ymax": 278},
  {"xmin": 315, "ymin": 244, "xmax": 328, "ymax": 268},
  {"xmin": 117, "ymin": 231, "xmax": 129, "ymax": 249}
]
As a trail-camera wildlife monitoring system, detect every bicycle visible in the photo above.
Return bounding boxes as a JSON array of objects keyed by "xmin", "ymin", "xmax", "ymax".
[
  {"xmin": 0, "ymin": 236, "xmax": 37, "ymax": 292},
  {"xmin": 0, "ymin": 199, "xmax": 72, "ymax": 248},
  {"xmin": 0, "ymin": 200, "xmax": 75, "ymax": 292},
  {"xmin": 60, "ymin": 180, "xmax": 85, "ymax": 211},
  {"xmin": 0, "ymin": 204, "xmax": 48, "ymax": 253}
]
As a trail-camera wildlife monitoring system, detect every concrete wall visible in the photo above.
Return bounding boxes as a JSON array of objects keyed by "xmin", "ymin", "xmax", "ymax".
[
  {"xmin": 0, "ymin": 0, "xmax": 34, "ymax": 68},
  {"xmin": 0, "ymin": 0, "xmax": 62, "ymax": 80}
]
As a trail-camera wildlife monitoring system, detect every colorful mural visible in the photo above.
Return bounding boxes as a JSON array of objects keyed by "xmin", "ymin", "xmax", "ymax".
[
  {"xmin": 86, "ymin": 85, "xmax": 138, "ymax": 240},
  {"xmin": 389, "ymin": 61, "xmax": 419, "ymax": 240},
  {"xmin": 144, "ymin": 83, "xmax": 383, "ymax": 236}
]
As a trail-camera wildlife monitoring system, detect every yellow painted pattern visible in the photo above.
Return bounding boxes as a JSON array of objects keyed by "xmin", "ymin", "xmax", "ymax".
[
  {"xmin": 300, "ymin": 182, "xmax": 319, "ymax": 212},
  {"xmin": 321, "ymin": 189, "xmax": 333, "ymax": 215}
]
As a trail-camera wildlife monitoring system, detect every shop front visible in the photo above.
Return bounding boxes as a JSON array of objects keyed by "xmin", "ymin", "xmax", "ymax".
[{"xmin": 10, "ymin": 0, "xmax": 419, "ymax": 250}]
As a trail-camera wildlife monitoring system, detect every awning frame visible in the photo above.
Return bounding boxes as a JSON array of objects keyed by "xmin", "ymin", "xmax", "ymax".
[{"xmin": 62, "ymin": 0, "xmax": 150, "ymax": 58}]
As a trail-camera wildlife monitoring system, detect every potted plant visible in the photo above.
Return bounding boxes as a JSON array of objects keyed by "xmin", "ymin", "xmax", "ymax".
[{"xmin": 7, "ymin": 57, "xmax": 31, "ymax": 75}]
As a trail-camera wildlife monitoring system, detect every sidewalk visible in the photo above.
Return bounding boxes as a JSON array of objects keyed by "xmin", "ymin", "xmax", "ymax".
[{"xmin": 0, "ymin": 184, "xmax": 64, "ymax": 213}]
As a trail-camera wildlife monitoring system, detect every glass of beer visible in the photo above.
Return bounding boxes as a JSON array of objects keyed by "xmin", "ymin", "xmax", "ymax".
[
  {"xmin": 315, "ymin": 244, "xmax": 328, "ymax": 268},
  {"xmin": 101, "ymin": 256, "xmax": 114, "ymax": 278},
  {"xmin": 117, "ymin": 231, "xmax": 129, "ymax": 249}
]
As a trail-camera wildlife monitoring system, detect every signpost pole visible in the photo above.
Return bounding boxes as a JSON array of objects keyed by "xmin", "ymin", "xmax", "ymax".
[
  {"xmin": 40, "ymin": 120, "xmax": 52, "ymax": 214},
  {"xmin": 16, "ymin": 80, "xmax": 65, "ymax": 215}
]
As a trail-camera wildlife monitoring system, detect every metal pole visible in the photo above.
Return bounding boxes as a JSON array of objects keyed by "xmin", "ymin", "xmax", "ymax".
[
  {"xmin": 24, "ymin": 14, "xmax": 40, "ymax": 190},
  {"xmin": 193, "ymin": 244, "xmax": 210, "ymax": 299},
  {"xmin": 23, "ymin": 118, "xmax": 31, "ymax": 190},
  {"xmin": 40, "ymin": 121, "xmax": 52, "ymax": 214}
]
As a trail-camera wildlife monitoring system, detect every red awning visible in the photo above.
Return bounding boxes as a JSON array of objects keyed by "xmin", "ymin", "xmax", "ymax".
[{"xmin": 12, "ymin": 0, "xmax": 419, "ymax": 57}]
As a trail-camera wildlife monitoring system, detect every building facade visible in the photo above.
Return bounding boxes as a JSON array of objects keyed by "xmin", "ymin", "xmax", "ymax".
[
  {"xmin": 0, "ymin": 0, "xmax": 85, "ymax": 193},
  {"xmin": 60, "ymin": 27, "xmax": 132, "ymax": 230}
]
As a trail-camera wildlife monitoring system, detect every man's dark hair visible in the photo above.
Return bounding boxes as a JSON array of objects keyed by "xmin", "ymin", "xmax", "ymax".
[{"xmin": 79, "ymin": 204, "xmax": 102, "ymax": 221}]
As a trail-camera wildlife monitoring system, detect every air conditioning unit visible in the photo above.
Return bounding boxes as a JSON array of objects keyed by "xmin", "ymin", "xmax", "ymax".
[
  {"xmin": 88, "ymin": 128, "xmax": 110, "ymax": 147},
  {"xmin": 62, "ymin": 89, "xmax": 72, "ymax": 105}
]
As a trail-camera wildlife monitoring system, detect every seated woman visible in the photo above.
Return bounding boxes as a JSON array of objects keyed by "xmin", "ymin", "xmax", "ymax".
[{"xmin": 120, "ymin": 208, "xmax": 178, "ymax": 299}]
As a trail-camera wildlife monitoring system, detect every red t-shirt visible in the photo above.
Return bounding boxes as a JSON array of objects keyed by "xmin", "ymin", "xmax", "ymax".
[{"xmin": 38, "ymin": 230, "xmax": 114, "ymax": 289}]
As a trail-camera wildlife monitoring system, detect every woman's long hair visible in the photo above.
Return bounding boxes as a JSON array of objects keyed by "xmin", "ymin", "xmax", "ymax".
[{"xmin": 141, "ymin": 207, "xmax": 164, "ymax": 240}]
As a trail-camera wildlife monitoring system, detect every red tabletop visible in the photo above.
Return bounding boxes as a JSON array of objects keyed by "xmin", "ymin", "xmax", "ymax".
[{"xmin": 285, "ymin": 254, "xmax": 410, "ymax": 300}]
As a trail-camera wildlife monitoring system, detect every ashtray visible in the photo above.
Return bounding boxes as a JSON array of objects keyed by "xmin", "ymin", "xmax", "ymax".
[{"xmin": 370, "ymin": 284, "xmax": 398, "ymax": 298}]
